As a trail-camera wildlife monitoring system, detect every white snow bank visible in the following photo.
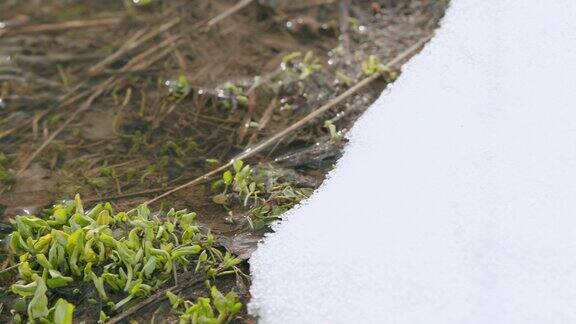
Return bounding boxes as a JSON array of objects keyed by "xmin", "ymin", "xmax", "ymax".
[{"xmin": 249, "ymin": 0, "xmax": 576, "ymax": 323}]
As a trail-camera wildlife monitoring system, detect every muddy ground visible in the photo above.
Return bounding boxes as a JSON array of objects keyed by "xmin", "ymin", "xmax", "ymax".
[{"xmin": 0, "ymin": 0, "xmax": 447, "ymax": 322}]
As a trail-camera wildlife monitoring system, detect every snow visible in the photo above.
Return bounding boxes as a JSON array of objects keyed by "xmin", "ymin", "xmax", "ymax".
[{"xmin": 248, "ymin": 0, "xmax": 576, "ymax": 323}]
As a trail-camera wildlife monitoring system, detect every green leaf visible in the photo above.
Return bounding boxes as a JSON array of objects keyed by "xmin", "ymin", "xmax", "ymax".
[
  {"xmin": 84, "ymin": 239, "xmax": 98, "ymax": 263},
  {"xmin": 223, "ymin": 171, "xmax": 233, "ymax": 185},
  {"xmin": 33, "ymin": 233, "xmax": 53, "ymax": 253},
  {"xmin": 74, "ymin": 194, "xmax": 84, "ymax": 214},
  {"xmin": 11, "ymin": 280, "xmax": 38, "ymax": 297},
  {"xmin": 51, "ymin": 229, "xmax": 68, "ymax": 247},
  {"xmin": 72, "ymin": 212, "xmax": 93, "ymax": 227},
  {"xmin": 179, "ymin": 212, "xmax": 196, "ymax": 228},
  {"xmin": 171, "ymin": 245, "xmax": 202, "ymax": 259},
  {"xmin": 222, "ymin": 252, "xmax": 241, "ymax": 269},
  {"xmin": 98, "ymin": 311, "xmax": 109, "ymax": 324},
  {"xmin": 18, "ymin": 261, "xmax": 34, "ymax": 280},
  {"xmin": 142, "ymin": 256, "xmax": 156, "ymax": 277},
  {"xmin": 129, "ymin": 280, "xmax": 143, "ymax": 296},
  {"xmin": 115, "ymin": 240, "xmax": 136, "ymax": 265},
  {"xmin": 99, "ymin": 232, "xmax": 116, "ymax": 248},
  {"xmin": 14, "ymin": 217, "xmax": 32, "ymax": 239},
  {"xmin": 52, "ymin": 207, "xmax": 69, "ymax": 224},
  {"xmin": 233, "ymin": 160, "xmax": 244, "ymax": 173},
  {"xmin": 282, "ymin": 52, "xmax": 302, "ymax": 64},
  {"xmin": 166, "ymin": 291, "xmax": 183, "ymax": 309},
  {"xmin": 113, "ymin": 294, "xmax": 134, "ymax": 311},
  {"xmin": 66, "ymin": 229, "xmax": 84, "ymax": 255},
  {"xmin": 28, "ymin": 275, "xmax": 49, "ymax": 320},
  {"xmin": 102, "ymin": 272, "xmax": 123, "ymax": 290},
  {"xmin": 212, "ymin": 194, "xmax": 228, "ymax": 205},
  {"xmin": 5, "ymin": 198, "xmax": 245, "ymax": 323},
  {"xmin": 86, "ymin": 203, "xmax": 103, "ymax": 220},
  {"xmin": 137, "ymin": 204, "xmax": 151, "ymax": 218},
  {"xmin": 211, "ymin": 286, "xmax": 227, "ymax": 315},
  {"xmin": 83, "ymin": 262, "xmax": 93, "ymax": 282},
  {"xmin": 47, "ymin": 269, "xmax": 73, "ymax": 289},
  {"xmin": 91, "ymin": 272, "xmax": 108, "ymax": 301},
  {"xmin": 53, "ymin": 298, "xmax": 74, "ymax": 324},
  {"xmin": 206, "ymin": 159, "xmax": 219, "ymax": 167},
  {"xmin": 36, "ymin": 253, "xmax": 54, "ymax": 270},
  {"xmin": 96, "ymin": 210, "xmax": 111, "ymax": 226},
  {"xmin": 9, "ymin": 232, "xmax": 30, "ymax": 255},
  {"xmin": 69, "ymin": 246, "xmax": 81, "ymax": 276},
  {"xmin": 20, "ymin": 216, "xmax": 49, "ymax": 230}
]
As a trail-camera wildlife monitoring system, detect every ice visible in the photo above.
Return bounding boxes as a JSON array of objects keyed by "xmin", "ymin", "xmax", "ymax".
[{"xmin": 249, "ymin": 0, "xmax": 576, "ymax": 323}]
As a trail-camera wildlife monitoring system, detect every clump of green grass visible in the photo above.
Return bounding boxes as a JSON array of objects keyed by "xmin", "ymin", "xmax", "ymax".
[
  {"xmin": 281, "ymin": 51, "xmax": 324, "ymax": 81},
  {"xmin": 166, "ymin": 285, "xmax": 242, "ymax": 323},
  {"xmin": 218, "ymin": 82, "xmax": 249, "ymax": 110},
  {"xmin": 216, "ymin": 160, "xmax": 259, "ymax": 207},
  {"xmin": 165, "ymin": 75, "xmax": 191, "ymax": 102},
  {"xmin": 212, "ymin": 161, "xmax": 313, "ymax": 230},
  {"xmin": 361, "ymin": 55, "xmax": 399, "ymax": 81},
  {"xmin": 6, "ymin": 195, "xmax": 242, "ymax": 323},
  {"xmin": 323, "ymin": 120, "xmax": 342, "ymax": 143}
]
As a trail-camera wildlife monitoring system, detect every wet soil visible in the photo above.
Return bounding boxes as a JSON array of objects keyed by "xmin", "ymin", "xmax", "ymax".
[{"xmin": 0, "ymin": 0, "xmax": 447, "ymax": 322}]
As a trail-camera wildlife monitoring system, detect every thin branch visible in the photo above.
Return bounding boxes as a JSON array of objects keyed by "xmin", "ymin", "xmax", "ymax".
[
  {"xmin": 5, "ymin": 17, "xmax": 122, "ymax": 35},
  {"xmin": 0, "ymin": 263, "xmax": 18, "ymax": 275},
  {"xmin": 84, "ymin": 187, "xmax": 172, "ymax": 203},
  {"xmin": 207, "ymin": 0, "xmax": 256, "ymax": 28},
  {"xmin": 249, "ymin": 98, "xmax": 278, "ymax": 143}
]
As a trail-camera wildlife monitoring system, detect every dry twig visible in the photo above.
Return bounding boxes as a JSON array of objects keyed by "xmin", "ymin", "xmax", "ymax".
[
  {"xmin": 5, "ymin": 16, "xmax": 122, "ymax": 35},
  {"xmin": 207, "ymin": 0, "xmax": 256, "ymax": 28}
]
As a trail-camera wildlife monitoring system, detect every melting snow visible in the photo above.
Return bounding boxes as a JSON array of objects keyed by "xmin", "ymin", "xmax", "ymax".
[{"xmin": 249, "ymin": 0, "xmax": 576, "ymax": 323}]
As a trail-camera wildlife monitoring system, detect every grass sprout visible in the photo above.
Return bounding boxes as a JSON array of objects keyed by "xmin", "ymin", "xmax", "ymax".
[
  {"xmin": 213, "ymin": 161, "xmax": 313, "ymax": 230},
  {"xmin": 166, "ymin": 285, "xmax": 242, "ymax": 324},
  {"xmin": 323, "ymin": 120, "xmax": 342, "ymax": 142},
  {"xmin": 361, "ymin": 55, "xmax": 399, "ymax": 82},
  {"xmin": 6, "ymin": 195, "xmax": 242, "ymax": 323},
  {"xmin": 281, "ymin": 51, "xmax": 324, "ymax": 81}
]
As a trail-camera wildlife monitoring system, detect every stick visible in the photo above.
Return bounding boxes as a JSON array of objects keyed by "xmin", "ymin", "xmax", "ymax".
[
  {"xmin": 249, "ymin": 98, "xmax": 278, "ymax": 143},
  {"xmin": 84, "ymin": 187, "xmax": 171, "ymax": 203},
  {"xmin": 146, "ymin": 34, "xmax": 434, "ymax": 204},
  {"xmin": 88, "ymin": 19, "xmax": 179, "ymax": 74},
  {"xmin": 6, "ymin": 17, "xmax": 122, "ymax": 35},
  {"xmin": 207, "ymin": 0, "xmax": 256, "ymax": 28},
  {"xmin": 0, "ymin": 264, "xmax": 18, "ymax": 275}
]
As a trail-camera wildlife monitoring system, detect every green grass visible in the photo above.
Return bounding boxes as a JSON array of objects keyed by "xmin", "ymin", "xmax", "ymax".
[{"xmin": 6, "ymin": 195, "xmax": 242, "ymax": 323}]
